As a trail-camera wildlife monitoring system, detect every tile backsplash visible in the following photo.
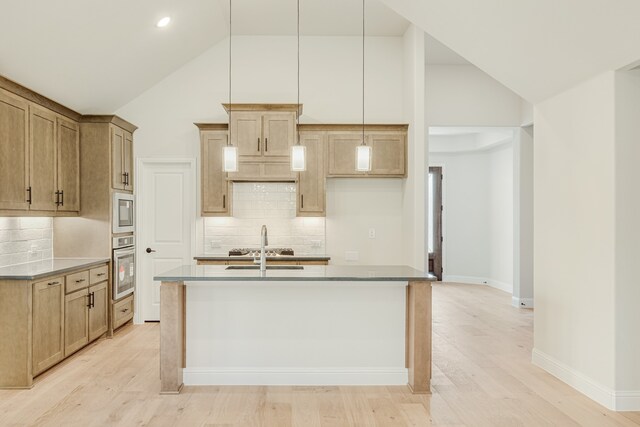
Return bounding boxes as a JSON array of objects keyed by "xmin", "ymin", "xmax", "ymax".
[
  {"xmin": 0, "ymin": 217, "xmax": 53, "ymax": 267},
  {"xmin": 204, "ymin": 183, "xmax": 325, "ymax": 255}
]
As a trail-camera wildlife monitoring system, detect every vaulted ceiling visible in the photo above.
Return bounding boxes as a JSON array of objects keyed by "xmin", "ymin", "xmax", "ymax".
[{"xmin": 379, "ymin": 0, "xmax": 640, "ymax": 103}]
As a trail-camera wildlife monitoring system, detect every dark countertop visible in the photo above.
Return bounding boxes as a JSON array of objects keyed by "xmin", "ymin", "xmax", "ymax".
[
  {"xmin": 194, "ymin": 254, "xmax": 331, "ymax": 262},
  {"xmin": 155, "ymin": 264, "xmax": 435, "ymax": 282},
  {"xmin": 0, "ymin": 258, "xmax": 110, "ymax": 281}
]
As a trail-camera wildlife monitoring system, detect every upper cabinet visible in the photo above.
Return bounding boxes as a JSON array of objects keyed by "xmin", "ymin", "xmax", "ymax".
[
  {"xmin": 111, "ymin": 125, "xmax": 134, "ymax": 192},
  {"xmin": 324, "ymin": 125, "xmax": 407, "ymax": 178},
  {"xmin": 200, "ymin": 129, "xmax": 230, "ymax": 216},
  {"xmin": 297, "ymin": 132, "xmax": 326, "ymax": 216},
  {"xmin": 0, "ymin": 87, "xmax": 81, "ymax": 215},
  {"xmin": 225, "ymin": 104, "xmax": 298, "ymax": 181},
  {"xmin": 0, "ymin": 89, "xmax": 30, "ymax": 211}
]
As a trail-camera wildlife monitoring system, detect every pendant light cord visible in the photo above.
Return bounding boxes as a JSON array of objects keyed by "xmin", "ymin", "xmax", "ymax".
[
  {"xmin": 362, "ymin": 0, "xmax": 365, "ymax": 146},
  {"xmin": 228, "ymin": 0, "xmax": 232, "ymax": 146},
  {"xmin": 297, "ymin": 0, "xmax": 300, "ymax": 144}
]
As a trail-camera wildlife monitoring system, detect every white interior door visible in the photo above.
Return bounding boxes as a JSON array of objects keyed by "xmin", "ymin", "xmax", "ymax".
[{"xmin": 139, "ymin": 160, "xmax": 195, "ymax": 321}]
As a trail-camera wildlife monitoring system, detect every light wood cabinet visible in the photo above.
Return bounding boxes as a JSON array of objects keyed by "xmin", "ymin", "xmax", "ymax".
[
  {"xmin": 0, "ymin": 88, "xmax": 81, "ymax": 215},
  {"xmin": 88, "ymin": 282, "xmax": 108, "ymax": 341},
  {"xmin": 32, "ymin": 277, "xmax": 64, "ymax": 376},
  {"xmin": 29, "ymin": 105, "xmax": 57, "ymax": 211},
  {"xmin": 56, "ymin": 117, "xmax": 80, "ymax": 212},
  {"xmin": 297, "ymin": 132, "xmax": 326, "ymax": 216},
  {"xmin": 113, "ymin": 294, "xmax": 134, "ymax": 330},
  {"xmin": 325, "ymin": 127, "xmax": 407, "ymax": 178},
  {"xmin": 263, "ymin": 113, "xmax": 295, "ymax": 157},
  {"xmin": 201, "ymin": 130, "xmax": 230, "ymax": 216},
  {"xmin": 110, "ymin": 125, "xmax": 134, "ymax": 191},
  {"xmin": 64, "ymin": 288, "xmax": 89, "ymax": 357},
  {"xmin": 232, "ymin": 112, "xmax": 262, "ymax": 158},
  {"xmin": 0, "ymin": 89, "xmax": 30, "ymax": 211}
]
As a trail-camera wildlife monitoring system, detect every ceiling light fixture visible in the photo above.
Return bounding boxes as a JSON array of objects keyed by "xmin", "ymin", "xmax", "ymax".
[
  {"xmin": 355, "ymin": 0, "xmax": 371, "ymax": 172},
  {"xmin": 223, "ymin": 0, "xmax": 238, "ymax": 172},
  {"xmin": 156, "ymin": 16, "xmax": 171, "ymax": 28},
  {"xmin": 290, "ymin": 0, "xmax": 306, "ymax": 172}
]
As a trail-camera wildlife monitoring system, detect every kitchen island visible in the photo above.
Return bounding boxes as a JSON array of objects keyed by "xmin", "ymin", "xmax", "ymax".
[{"xmin": 155, "ymin": 265, "xmax": 434, "ymax": 395}]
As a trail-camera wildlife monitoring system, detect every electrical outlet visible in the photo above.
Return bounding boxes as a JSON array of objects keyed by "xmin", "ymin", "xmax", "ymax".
[
  {"xmin": 210, "ymin": 240, "xmax": 221, "ymax": 249},
  {"xmin": 368, "ymin": 228, "xmax": 376, "ymax": 239},
  {"xmin": 311, "ymin": 240, "xmax": 321, "ymax": 248}
]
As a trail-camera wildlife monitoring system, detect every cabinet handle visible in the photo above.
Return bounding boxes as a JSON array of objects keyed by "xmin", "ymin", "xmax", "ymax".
[
  {"xmin": 55, "ymin": 190, "xmax": 60, "ymax": 206},
  {"xmin": 257, "ymin": 137, "xmax": 260, "ymax": 151},
  {"xmin": 60, "ymin": 190, "xmax": 64, "ymax": 206},
  {"xmin": 76, "ymin": 279, "xmax": 86, "ymax": 283},
  {"xmin": 91, "ymin": 292, "xmax": 95, "ymax": 308},
  {"xmin": 223, "ymin": 194, "xmax": 226, "ymax": 209},
  {"xmin": 97, "ymin": 273, "xmax": 106, "ymax": 277},
  {"xmin": 265, "ymin": 138, "xmax": 268, "ymax": 152},
  {"xmin": 26, "ymin": 187, "xmax": 32, "ymax": 204},
  {"xmin": 121, "ymin": 308, "xmax": 129, "ymax": 313},
  {"xmin": 301, "ymin": 194, "xmax": 304, "ymax": 209},
  {"xmin": 47, "ymin": 281, "xmax": 60, "ymax": 286},
  {"xmin": 87, "ymin": 294, "xmax": 92, "ymax": 308}
]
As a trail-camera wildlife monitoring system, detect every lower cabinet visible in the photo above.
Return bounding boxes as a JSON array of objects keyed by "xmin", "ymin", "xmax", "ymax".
[
  {"xmin": 113, "ymin": 294, "xmax": 134, "ymax": 330},
  {"xmin": 64, "ymin": 288, "xmax": 89, "ymax": 356},
  {"xmin": 32, "ymin": 277, "xmax": 65, "ymax": 376},
  {"xmin": 65, "ymin": 282, "xmax": 109, "ymax": 357}
]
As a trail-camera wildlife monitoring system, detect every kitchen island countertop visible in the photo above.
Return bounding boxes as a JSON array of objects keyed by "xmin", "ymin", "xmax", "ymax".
[
  {"xmin": 194, "ymin": 254, "xmax": 331, "ymax": 262},
  {"xmin": 155, "ymin": 264, "xmax": 434, "ymax": 282}
]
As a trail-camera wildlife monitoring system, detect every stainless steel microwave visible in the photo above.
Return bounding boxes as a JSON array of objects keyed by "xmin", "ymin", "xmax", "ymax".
[{"xmin": 112, "ymin": 192, "xmax": 135, "ymax": 234}]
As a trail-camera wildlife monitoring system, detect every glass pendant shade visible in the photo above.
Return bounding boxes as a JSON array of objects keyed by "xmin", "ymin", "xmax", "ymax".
[
  {"xmin": 223, "ymin": 145, "xmax": 238, "ymax": 172},
  {"xmin": 291, "ymin": 144, "xmax": 306, "ymax": 171},
  {"xmin": 355, "ymin": 145, "xmax": 372, "ymax": 172}
]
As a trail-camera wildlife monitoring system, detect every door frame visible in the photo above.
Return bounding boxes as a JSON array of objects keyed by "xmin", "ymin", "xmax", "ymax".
[
  {"xmin": 428, "ymin": 165, "xmax": 444, "ymax": 281},
  {"xmin": 135, "ymin": 157, "xmax": 198, "ymax": 324}
]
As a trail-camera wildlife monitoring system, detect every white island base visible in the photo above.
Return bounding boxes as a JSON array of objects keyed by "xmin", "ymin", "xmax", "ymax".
[{"xmin": 158, "ymin": 266, "xmax": 432, "ymax": 395}]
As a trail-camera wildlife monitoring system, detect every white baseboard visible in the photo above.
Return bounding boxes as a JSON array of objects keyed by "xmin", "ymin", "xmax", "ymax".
[
  {"xmin": 183, "ymin": 367, "xmax": 408, "ymax": 386},
  {"xmin": 512, "ymin": 296, "xmax": 534, "ymax": 308},
  {"xmin": 443, "ymin": 275, "xmax": 513, "ymax": 294},
  {"xmin": 532, "ymin": 349, "xmax": 640, "ymax": 411}
]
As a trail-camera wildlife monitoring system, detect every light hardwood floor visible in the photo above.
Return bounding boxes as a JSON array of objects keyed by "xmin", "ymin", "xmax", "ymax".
[{"xmin": 0, "ymin": 283, "xmax": 638, "ymax": 426}]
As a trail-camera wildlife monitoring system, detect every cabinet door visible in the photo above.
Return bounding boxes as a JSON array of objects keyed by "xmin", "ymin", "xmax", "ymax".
[
  {"xmin": 64, "ymin": 288, "xmax": 89, "ymax": 357},
  {"xmin": 0, "ymin": 89, "xmax": 30, "ymax": 210},
  {"xmin": 111, "ymin": 126, "xmax": 125, "ymax": 190},
  {"xmin": 327, "ymin": 133, "xmax": 366, "ymax": 176},
  {"xmin": 230, "ymin": 112, "xmax": 262, "ymax": 158},
  {"xmin": 29, "ymin": 106, "xmax": 57, "ymax": 211},
  {"xmin": 33, "ymin": 277, "xmax": 64, "ymax": 375},
  {"xmin": 297, "ymin": 132, "xmax": 325, "ymax": 216},
  {"xmin": 201, "ymin": 131, "xmax": 230, "ymax": 215},
  {"xmin": 262, "ymin": 112, "xmax": 295, "ymax": 157},
  {"xmin": 56, "ymin": 117, "xmax": 80, "ymax": 212},
  {"xmin": 88, "ymin": 282, "xmax": 108, "ymax": 341},
  {"xmin": 123, "ymin": 131, "xmax": 134, "ymax": 191},
  {"xmin": 369, "ymin": 132, "xmax": 406, "ymax": 176}
]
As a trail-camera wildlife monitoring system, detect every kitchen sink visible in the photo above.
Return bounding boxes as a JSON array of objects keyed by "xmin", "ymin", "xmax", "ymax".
[{"xmin": 225, "ymin": 265, "xmax": 304, "ymax": 270}]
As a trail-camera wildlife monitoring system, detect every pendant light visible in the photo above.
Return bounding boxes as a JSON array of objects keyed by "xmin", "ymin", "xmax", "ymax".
[
  {"xmin": 223, "ymin": 0, "xmax": 239, "ymax": 172},
  {"xmin": 290, "ymin": 0, "xmax": 306, "ymax": 171},
  {"xmin": 355, "ymin": 0, "xmax": 371, "ymax": 172}
]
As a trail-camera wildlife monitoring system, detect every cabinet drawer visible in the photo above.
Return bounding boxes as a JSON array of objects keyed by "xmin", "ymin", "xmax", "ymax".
[
  {"xmin": 113, "ymin": 295, "xmax": 134, "ymax": 330},
  {"xmin": 66, "ymin": 270, "xmax": 90, "ymax": 294},
  {"xmin": 89, "ymin": 265, "xmax": 108, "ymax": 285}
]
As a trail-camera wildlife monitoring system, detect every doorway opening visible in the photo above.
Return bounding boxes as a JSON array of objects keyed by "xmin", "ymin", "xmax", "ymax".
[{"xmin": 428, "ymin": 167, "xmax": 443, "ymax": 280}]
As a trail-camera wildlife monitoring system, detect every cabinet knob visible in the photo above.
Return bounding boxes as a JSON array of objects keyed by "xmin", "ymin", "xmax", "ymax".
[{"xmin": 47, "ymin": 281, "xmax": 60, "ymax": 286}]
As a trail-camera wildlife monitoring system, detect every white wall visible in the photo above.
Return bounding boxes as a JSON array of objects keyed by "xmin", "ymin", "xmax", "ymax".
[
  {"xmin": 326, "ymin": 179, "xmax": 404, "ymax": 265},
  {"xmin": 533, "ymin": 71, "xmax": 617, "ymax": 395},
  {"xmin": 425, "ymin": 65, "xmax": 523, "ymax": 127},
  {"xmin": 430, "ymin": 142, "xmax": 513, "ymax": 291},
  {"xmin": 116, "ymin": 35, "xmax": 406, "ymax": 263},
  {"xmin": 613, "ymin": 69, "xmax": 640, "ymax": 397}
]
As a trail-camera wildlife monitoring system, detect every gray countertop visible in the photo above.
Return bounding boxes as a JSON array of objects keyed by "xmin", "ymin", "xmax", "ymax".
[
  {"xmin": 194, "ymin": 254, "xmax": 331, "ymax": 261},
  {"xmin": 0, "ymin": 258, "xmax": 110, "ymax": 281},
  {"xmin": 155, "ymin": 264, "xmax": 435, "ymax": 282}
]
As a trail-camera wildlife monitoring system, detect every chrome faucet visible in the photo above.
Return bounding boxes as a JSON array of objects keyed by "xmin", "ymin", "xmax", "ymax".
[{"xmin": 255, "ymin": 225, "xmax": 269, "ymax": 271}]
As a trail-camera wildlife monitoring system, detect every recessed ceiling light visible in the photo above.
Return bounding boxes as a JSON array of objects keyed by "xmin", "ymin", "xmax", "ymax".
[{"xmin": 156, "ymin": 17, "xmax": 171, "ymax": 28}]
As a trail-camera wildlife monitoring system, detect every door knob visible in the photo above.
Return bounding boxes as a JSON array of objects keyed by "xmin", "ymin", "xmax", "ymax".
[{"xmin": 146, "ymin": 248, "xmax": 156, "ymax": 253}]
